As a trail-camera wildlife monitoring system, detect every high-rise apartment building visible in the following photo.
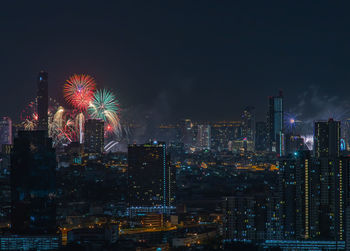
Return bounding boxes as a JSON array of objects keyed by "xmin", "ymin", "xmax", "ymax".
[
  {"xmin": 279, "ymin": 150, "xmax": 346, "ymax": 241},
  {"xmin": 314, "ymin": 119, "xmax": 340, "ymax": 158},
  {"xmin": 128, "ymin": 141, "xmax": 176, "ymax": 215},
  {"xmin": 279, "ymin": 151, "xmax": 318, "ymax": 240}
]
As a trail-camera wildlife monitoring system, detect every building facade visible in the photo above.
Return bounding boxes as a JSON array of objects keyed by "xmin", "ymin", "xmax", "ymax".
[
  {"xmin": 196, "ymin": 124, "xmax": 211, "ymax": 151},
  {"xmin": 11, "ymin": 130, "xmax": 56, "ymax": 234},
  {"xmin": 314, "ymin": 119, "xmax": 340, "ymax": 158},
  {"xmin": 127, "ymin": 141, "xmax": 176, "ymax": 215},
  {"xmin": 84, "ymin": 119, "xmax": 104, "ymax": 154}
]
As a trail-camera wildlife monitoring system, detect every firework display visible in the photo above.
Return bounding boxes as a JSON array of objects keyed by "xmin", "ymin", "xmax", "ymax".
[
  {"xmin": 20, "ymin": 101, "xmax": 38, "ymax": 130},
  {"xmin": 20, "ymin": 74, "xmax": 123, "ymax": 150},
  {"xmin": 49, "ymin": 107, "xmax": 79, "ymax": 145},
  {"xmin": 75, "ymin": 112, "xmax": 85, "ymax": 144},
  {"xmin": 284, "ymin": 112, "xmax": 303, "ymax": 134},
  {"xmin": 21, "ymin": 98, "xmax": 59, "ymax": 132},
  {"xmin": 301, "ymin": 135, "xmax": 314, "ymax": 151},
  {"xmin": 88, "ymin": 89, "xmax": 120, "ymax": 134},
  {"xmin": 63, "ymin": 74, "xmax": 96, "ymax": 110}
]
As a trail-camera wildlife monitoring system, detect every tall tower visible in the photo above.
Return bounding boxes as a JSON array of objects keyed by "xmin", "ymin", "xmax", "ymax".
[
  {"xmin": 279, "ymin": 151, "xmax": 318, "ymax": 239},
  {"xmin": 241, "ymin": 106, "xmax": 255, "ymax": 142},
  {"xmin": 267, "ymin": 91, "xmax": 284, "ymax": 153},
  {"xmin": 37, "ymin": 71, "xmax": 48, "ymax": 132}
]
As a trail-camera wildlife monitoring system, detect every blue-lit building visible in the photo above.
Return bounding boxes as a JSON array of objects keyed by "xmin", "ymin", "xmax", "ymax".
[
  {"xmin": 267, "ymin": 91, "xmax": 284, "ymax": 154},
  {"xmin": 262, "ymin": 240, "xmax": 345, "ymax": 250},
  {"xmin": 0, "ymin": 235, "xmax": 60, "ymax": 250},
  {"xmin": 127, "ymin": 141, "xmax": 176, "ymax": 216}
]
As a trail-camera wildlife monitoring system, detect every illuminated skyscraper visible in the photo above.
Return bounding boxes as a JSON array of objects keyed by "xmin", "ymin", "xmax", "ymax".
[
  {"xmin": 314, "ymin": 119, "xmax": 340, "ymax": 158},
  {"xmin": 11, "ymin": 130, "xmax": 56, "ymax": 234},
  {"xmin": 279, "ymin": 150, "xmax": 347, "ymax": 241},
  {"xmin": 37, "ymin": 71, "xmax": 48, "ymax": 132},
  {"xmin": 84, "ymin": 119, "xmax": 104, "ymax": 154},
  {"xmin": 279, "ymin": 151, "xmax": 318, "ymax": 239},
  {"xmin": 128, "ymin": 141, "xmax": 176, "ymax": 215},
  {"xmin": 0, "ymin": 117, "xmax": 12, "ymax": 150},
  {"xmin": 267, "ymin": 91, "xmax": 284, "ymax": 153}
]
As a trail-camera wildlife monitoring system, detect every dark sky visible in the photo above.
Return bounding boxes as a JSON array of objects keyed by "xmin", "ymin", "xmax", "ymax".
[{"xmin": 2, "ymin": 1, "xmax": 350, "ymax": 122}]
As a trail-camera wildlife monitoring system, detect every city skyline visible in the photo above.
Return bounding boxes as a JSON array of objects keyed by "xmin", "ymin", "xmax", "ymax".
[{"xmin": 3, "ymin": 2, "xmax": 350, "ymax": 250}]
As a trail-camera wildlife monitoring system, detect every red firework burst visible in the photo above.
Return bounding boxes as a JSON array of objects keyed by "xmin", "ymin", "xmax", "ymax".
[
  {"xmin": 63, "ymin": 74, "xmax": 96, "ymax": 110},
  {"xmin": 104, "ymin": 124, "xmax": 114, "ymax": 138}
]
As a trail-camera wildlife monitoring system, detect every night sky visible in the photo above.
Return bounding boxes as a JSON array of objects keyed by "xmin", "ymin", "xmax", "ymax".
[{"xmin": 2, "ymin": 1, "xmax": 350, "ymax": 122}]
